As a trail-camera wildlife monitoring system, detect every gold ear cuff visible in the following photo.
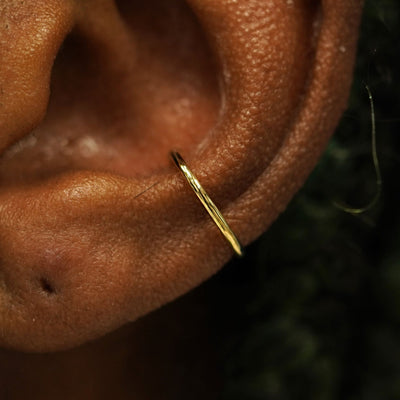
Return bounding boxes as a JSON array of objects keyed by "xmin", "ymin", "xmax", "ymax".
[{"xmin": 171, "ymin": 151, "xmax": 244, "ymax": 257}]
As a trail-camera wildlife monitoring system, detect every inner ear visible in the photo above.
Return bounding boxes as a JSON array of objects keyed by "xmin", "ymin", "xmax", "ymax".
[{"xmin": 1, "ymin": 0, "xmax": 221, "ymax": 185}]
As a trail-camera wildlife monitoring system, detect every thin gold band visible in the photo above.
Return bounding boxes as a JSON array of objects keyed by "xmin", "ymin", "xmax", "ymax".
[{"xmin": 171, "ymin": 151, "xmax": 244, "ymax": 257}]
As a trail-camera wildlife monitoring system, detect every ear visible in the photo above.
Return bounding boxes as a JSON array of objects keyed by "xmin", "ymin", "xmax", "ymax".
[{"xmin": 0, "ymin": 0, "xmax": 363, "ymax": 352}]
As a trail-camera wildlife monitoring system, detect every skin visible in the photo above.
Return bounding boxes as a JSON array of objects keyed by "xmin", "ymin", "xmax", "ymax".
[{"xmin": 0, "ymin": 0, "xmax": 363, "ymax": 397}]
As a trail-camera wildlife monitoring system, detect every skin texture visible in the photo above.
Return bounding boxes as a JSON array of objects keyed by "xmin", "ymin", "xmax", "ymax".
[{"xmin": 0, "ymin": 0, "xmax": 362, "ymax": 397}]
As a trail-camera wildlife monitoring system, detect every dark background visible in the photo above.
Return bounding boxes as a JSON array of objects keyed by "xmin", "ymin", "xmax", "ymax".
[{"xmin": 206, "ymin": 1, "xmax": 400, "ymax": 398}]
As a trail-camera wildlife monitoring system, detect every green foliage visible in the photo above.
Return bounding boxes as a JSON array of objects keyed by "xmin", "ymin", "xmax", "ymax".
[{"xmin": 207, "ymin": 1, "xmax": 400, "ymax": 398}]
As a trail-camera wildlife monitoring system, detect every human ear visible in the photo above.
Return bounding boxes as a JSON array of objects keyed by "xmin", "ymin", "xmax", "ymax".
[{"xmin": 0, "ymin": 0, "xmax": 363, "ymax": 352}]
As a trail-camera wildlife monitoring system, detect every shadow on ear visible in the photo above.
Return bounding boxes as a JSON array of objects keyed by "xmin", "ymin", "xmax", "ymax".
[{"xmin": 0, "ymin": 0, "xmax": 363, "ymax": 352}]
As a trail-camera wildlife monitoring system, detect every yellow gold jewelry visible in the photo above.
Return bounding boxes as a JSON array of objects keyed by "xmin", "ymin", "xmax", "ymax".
[{"xmin": 171, "ymin": 151, "xmax": 244, "ymax": 257}]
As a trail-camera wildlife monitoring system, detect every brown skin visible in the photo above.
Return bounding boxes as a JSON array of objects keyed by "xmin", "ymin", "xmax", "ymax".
[{"xmin": 0, "ymin": 0, "xmax": 362, "ymax": 397}]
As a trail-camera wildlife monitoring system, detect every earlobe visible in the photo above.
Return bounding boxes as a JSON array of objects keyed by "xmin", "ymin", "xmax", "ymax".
[{"xmin": 0, "ymin": 0, "xmax": 363, "ymax": 352}]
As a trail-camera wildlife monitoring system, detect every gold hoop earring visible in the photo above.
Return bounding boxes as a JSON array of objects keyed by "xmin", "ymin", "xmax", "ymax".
[{"xmin": 171, "ymin": 151, "xmax": 244, "ymax": 257}]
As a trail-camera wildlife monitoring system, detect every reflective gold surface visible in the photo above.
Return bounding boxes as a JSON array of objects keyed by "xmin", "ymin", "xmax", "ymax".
[{"xmin": 171, "ymin": 151, "xmax": 243, "ymax": 257}]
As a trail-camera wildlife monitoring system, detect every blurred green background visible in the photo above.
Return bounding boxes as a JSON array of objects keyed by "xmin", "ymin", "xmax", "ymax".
[{"xmin": 207, "ymin": 1, "xmax": 400, "ymax": 398}]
